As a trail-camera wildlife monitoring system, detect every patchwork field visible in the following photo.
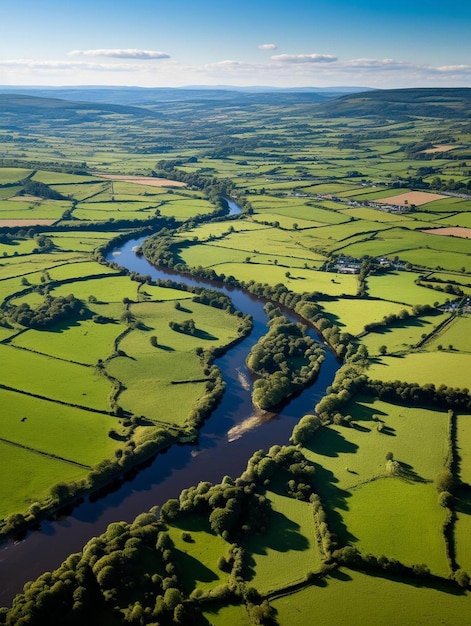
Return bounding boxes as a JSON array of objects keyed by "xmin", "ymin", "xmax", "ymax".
[
  {"xmin": 0, "ymin": 87, "xmax": 470, "ymax": 622},
  {"xmin": 303, "ymin": 397, "xmax": 450, "ymax": 574}
]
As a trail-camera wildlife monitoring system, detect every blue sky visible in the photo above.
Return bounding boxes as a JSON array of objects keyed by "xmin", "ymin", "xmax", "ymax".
[{"xmin": 1, "ymin": 0, "xmax": 470, "ymax": 88}]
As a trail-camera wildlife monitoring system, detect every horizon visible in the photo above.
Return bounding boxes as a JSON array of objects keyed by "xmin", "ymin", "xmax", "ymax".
[{"xmin": 1, "ymin": 0, "xmax": 470, "ymax": 90}]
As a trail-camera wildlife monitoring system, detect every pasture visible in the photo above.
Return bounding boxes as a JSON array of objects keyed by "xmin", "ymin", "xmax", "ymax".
[
  {"xmin": 366, "ymin": 272, "xmax": 450, "ymax": 306},
  {"xmin": 271, "ymin": 569, "xmax": 470, "ymax": 626},
  {"xmin": 167, "ymin": 516, "xmax": 228, "ymax": 594},
  {"xmin": 455, "ymin": 501, "xmax": 471, "ymax": 575},
  {"xmin": 0, "ymin": 344, "xmax": 111, "ymax": 411},
  {"xmin": 106, "ymin": 300, "xmax": 241, "ymax": 424},
  {"xmin": 243, "ymin": 490, "xmax": 323, "ymax": 594},
  {"xmin": 457, "ymin": 413, "xmax": 471, "ymax": 485},
  {"xmin": 0, "ymin": 443, "xmax": 89, "ymax": 519},
  {"xmin": 302, "ymin": 397, "xmax": 450, "ymax": 573},
  {"xmin": 11, "ymin": 309, "xmax": 121, "ymax": 365},
  {"xmin": 361, "ymin": 312, "xmax": 446, "ymax": 355},
  {"xmin": 367, "ymin": 352, "xmax": 471, "ymax": 388},
  {"xmin": 323, "ymin": 298, "xmax": 411, "ymax": 336},
  {"xmin": 0, "ymin": 388, "xmax": 118, "ymax": 467},
  {"xmin": 426, "ymin": 315, "xmax": 471, "ymax": 353}
]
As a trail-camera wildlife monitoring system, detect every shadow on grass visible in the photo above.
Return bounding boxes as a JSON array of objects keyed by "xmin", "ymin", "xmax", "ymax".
[
  {"xmin": 379, "ymin": 426, "xmax": 396, "ymax": 437},
  {"xmin": 454, "ymin": 488, "xmax": 471, "ymax": 515},
  {"xmin": 327, "ymin": 568, "xmax": 353, "ymax": 582},
  {"xmin": 176, "ymin": 305, "xmax": 192, "ymax": 313},
  {"xmin": 398, "ymin": 461, "xmax": 428, "ymax": 484},
  {"xmin": 306, "ymin": 426, "xmax": 359, "ymax": 458},
  {"xmin": 370, "ymin": 317, "xmax": 434, "ymax": 337},
  {"xmin": 174, "ymin": 547, "xmax": 220, "ymax": 593},
  {"xmin": 135, "ymin": 321, "xmax": 153, "ymax": 331},
  {"xmin": 157, "ymin": 344, "xmax": 175, "ymax": 352},
  {"xmin": 312, "ymin": 463, "xmax": 356, "ymax": 545},
  {"xmin": 343, "ymin": 566, "xmax": 467, "ymax": 596},
  {"xmin": 171, "ymin": 515, "xmax": 211, "ymax": 534},
  {"xmin": 351, "ymin": 423, "xmax": 371, "ymax": 433},
  {"xmin": 243, "ymin": 509, "xmax": 310, "ymax": 583},
  {"xmin": 324, "ymin": 312, "xmax": 345, "ymax": 328},
  {"xmin": 248, "ymin": 509, "xmax": 309, "ymax": 556},
  {"xmin": 348, "ymin": 397, "xmax": 388, "ymax": 422},
  {"xmin": 194, "ymin": 328, "xmax": 218, "ymax": 341}
]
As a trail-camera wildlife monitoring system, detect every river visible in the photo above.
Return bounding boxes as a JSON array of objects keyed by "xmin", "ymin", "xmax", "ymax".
[{"xmin": 0, "ymin": 203, "xmax": 339, "ymax": 606}]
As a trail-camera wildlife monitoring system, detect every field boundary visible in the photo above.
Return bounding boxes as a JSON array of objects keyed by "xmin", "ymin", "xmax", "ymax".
[{"xmin": 0, "ymin": 436, "xmax": 92, "ymax": 470}]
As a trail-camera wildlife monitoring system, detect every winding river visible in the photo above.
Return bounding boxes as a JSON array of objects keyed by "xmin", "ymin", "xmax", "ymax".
[{"xmin": 0, "ymin": 201, "xmax": 340, "ymax": 606}]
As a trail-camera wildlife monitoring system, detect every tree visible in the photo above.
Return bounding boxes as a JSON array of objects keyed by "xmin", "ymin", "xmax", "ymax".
[
  {"xmin": 435, "ymin": 469, "xmax": 454, "ymax": 493},
  {"xmin": 454, "ymin": 569, "xmax": 470, "ymax": 588},
  {"xmin": 379, "ymin": 345, "xmax": 387, "ymax": 356},
  {"xmin": 150, "ymin": 335, "xmax": 158, "ymax": 347}
]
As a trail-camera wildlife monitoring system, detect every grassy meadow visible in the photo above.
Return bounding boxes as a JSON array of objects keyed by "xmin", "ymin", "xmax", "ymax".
[
  {"xmin": 368, "ymin": 352, "xmax": 471, "ymax": 388},
  {"xmin": 243, "ymin": 490, "xmax": 324, "ymax": 594},
  {"xmin": 0, "ymin": 88, "xmax": 470, "ymax": 620},
  {"xmin": 271, "ymin": 569, "xmax": 470, "ymax": 626},
  {"xmin": 302, "ymin": 397, "xmax": 450, "ymax": 574}
]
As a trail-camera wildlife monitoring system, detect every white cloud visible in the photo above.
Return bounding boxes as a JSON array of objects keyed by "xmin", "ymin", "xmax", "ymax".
[
  {"xmin": 259, "ymin": 44, "xmax": 277, "ymax": 51},
  {"xmin": 68, "ymin": 48, "xmax": 170, "ymax": 60},
  {"xmin": 436, "ymin": 64, "xmax": 471, "ymax": 73},
  {"xmin": 271, "ymin": 53, "xmax": 337, "ymax": 64},
  {"xmin": 1, "ymin": 52, "xmax": 470, "ymax": 88},
  {"xmin": 1, "ymin": 59, "xmax": 136, "ymax": 72}
]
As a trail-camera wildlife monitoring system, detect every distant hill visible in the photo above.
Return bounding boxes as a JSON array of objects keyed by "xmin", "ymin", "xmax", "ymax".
[
  {"xmin": 319, "ymin": 88, "xmax": 471, "ymax": 120},
  {"xmin": 0, "ymin": 85, "xmax": 371, "ymax": 107},
  {"xmin": 1, "ymin": 88, "xmax": 469, "ymax": 131},
  {"xmin": 0, "ymin": 93, "xmax": 162, "ymax": 121}
]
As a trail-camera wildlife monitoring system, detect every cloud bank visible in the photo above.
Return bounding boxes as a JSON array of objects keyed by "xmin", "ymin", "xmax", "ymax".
[
  {"xmin": 271, "ymin": 53, "xmax": 338, "ymax": 64},
  {"xmin": 68, "ymin": 49, "xmax": 170, "ymax": 60},
  {"xmin": 1, "ymin": 50, "xmax": 470, "ymax": 88}
]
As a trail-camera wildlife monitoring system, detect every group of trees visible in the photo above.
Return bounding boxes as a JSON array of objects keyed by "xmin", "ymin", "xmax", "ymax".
[
  {"xmin": 18, "ymin": 177, "xmax": 67, "ymax": 200},
  {"xmin": 169, "ymin": 318, "xmax": 197, "ymax": 336},
  {"xmin": 246, "ymin": 304, "xmax": 325, "ymax": 410},
  {"xmin": 363, "ymin": 379, "xmax": 471, "ymax": 411},
  {"xmin": 0, "ymin": 436, "xmax": 330, "ymax": 625},
  {"xmin": 5, "ymin": 293, "xmax": 83, "ymax": 329},
  {"xmin": 363, "ymin": 303, "xmax": 436, "ymax": 334}
]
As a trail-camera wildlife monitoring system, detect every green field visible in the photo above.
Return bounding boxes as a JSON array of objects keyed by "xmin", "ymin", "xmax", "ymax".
[
  {"xmin": 1, "ymin": 87, "xmax": 470, "ymax": 623},
  {"xmin": 0, "ymin": 388, "xmax": 118, "ymax": 466},
  {"xmin": 324, "ymin": 298, "xmax": 411, "ymax": 336},
  {"xmin": 167, "ymin": 516, "xmax": 229, "ymax": 594},
  {"xmin": 361, "ymin": 312, "xmax": 447, "ymax": 355},
  {"xmin": 272, "ymin": 569, "xmax": 470, "ymax": 626},
  {"xmin": 426, "ymin": 315, "xmax": 471, "ymax": 353},
  {"xmin": 106, "ymin": 300, "xmax": 241, "ymax": 424},
  {"xmin": 457, "ymin": 413, "xmax": 471, "ymax": 485},
  {"xmin": 0, "ymin": 442, "xmax": 89, "ymax": 519},
  {"xmin": 368, "ymin": 352, "xmax": 471, "ymax": 388},
  {"xmin": 243, "ymin": 490, "xmax": 323, "ymax": 594},
  {"xmin": 366, "ymin": 272, "xmax": 451, "ymax": 306},
  {"xmin": 0, "ymin": 344, "xmax": 111, "ymax": 410},
  {"xmin": 303, "ymin": 397, "xmax": 450, "ymax": 573}
]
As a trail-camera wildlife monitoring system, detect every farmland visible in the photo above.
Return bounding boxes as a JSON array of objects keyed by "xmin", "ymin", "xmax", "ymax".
[{"xmin": 0, "ymin": 86, "xmax": 470, "ymax": 623}]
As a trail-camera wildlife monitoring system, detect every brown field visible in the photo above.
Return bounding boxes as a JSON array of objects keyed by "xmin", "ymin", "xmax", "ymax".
[
  {"xmin": 423, "ymin": 144, "xmax": 457, "ymax": 153},
  {"xmin": 421, "ymin": 226, "xmax": 471, "ymax": 239},
  {"xmin": 96, "ymin": 174, "xmax": 186, "ymax": 188},
  {"xmin": 0, "ymin": 219, "xmax": 57, "ymax": 227},
  {"xmin": 376, "ymin": 191, "xmax": 447, "ymax": 206}
]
